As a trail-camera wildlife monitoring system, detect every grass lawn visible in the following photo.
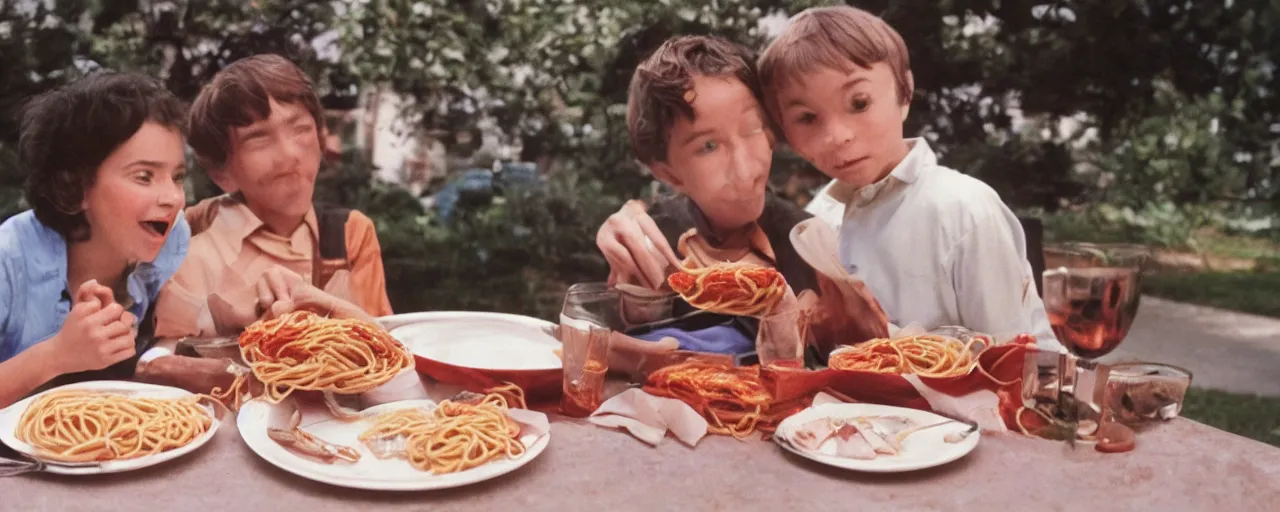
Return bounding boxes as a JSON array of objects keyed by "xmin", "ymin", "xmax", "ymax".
[
  {"xmin": 1181, "ymin": 388, "xmax": 1280, "ymax": 447},
  {"xmin": 1144, "ymin": 271, "xmax": 1280, "ymax": 318}
]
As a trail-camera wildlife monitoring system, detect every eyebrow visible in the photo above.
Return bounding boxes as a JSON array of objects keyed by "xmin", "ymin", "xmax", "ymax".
[
  {"xmin": 238, "ymin": 126, "xmax": 270, "ymax": 143},
  {"xmin": 680, "ymin": 129, "xmax": 716, "ymax": 147},
  {"xmin": 284, "ymin": 111, "xmax": 311, "ymax": 126},
  {"xmin": 125, "ymin": 160, "xmax": 166, "ymax": 169},
  {"xmin": 783, "ymin": 77, "xmax": 871, "ymax": 109},
  {"xmin": 841, "ymin": 77, "xmax": 871, "ymax": 91}
]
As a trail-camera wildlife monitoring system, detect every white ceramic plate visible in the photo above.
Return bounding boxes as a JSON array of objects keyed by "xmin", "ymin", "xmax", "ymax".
[
  {"xmin": 773, "ymin": 403, "xmax": 980, "ymax": 473},
  {"xmin": 236, "ymin": 397, "xmax": 551, "ymax": 491},
  {"xmin": 382, "ymin": 311, "xmax": 562, "ymax": 371},
  {"xmin": 0, "ymin": 380, "xmax": 221, "ymax": 475}
]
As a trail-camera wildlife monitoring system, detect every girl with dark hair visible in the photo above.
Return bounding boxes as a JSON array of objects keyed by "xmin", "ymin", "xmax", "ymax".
[{"xmin": 0, "ymin": 72, "xmax": 191, "ymax": 407}]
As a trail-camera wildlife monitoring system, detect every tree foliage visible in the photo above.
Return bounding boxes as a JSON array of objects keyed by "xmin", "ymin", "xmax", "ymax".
[{"xmin": 1, "ymin": 0, "xmax": 1276, "ymax": 317}]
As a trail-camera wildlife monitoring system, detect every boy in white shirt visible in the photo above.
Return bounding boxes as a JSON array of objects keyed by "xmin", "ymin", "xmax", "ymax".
[{"xmin": 756, "ymin": 6, "xmax": 1061, "ymax": 349}]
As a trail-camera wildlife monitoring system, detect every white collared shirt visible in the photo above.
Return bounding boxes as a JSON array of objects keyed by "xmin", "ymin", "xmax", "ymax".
[{"xmin": 806, "ymin": 139, "xmax": 1063, "ymax": 351}]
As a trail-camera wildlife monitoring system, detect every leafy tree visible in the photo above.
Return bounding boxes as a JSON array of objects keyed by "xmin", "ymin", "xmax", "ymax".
[{"xmin": 1, "ymin": 0, "xmax": 1276, "ymax": 315}]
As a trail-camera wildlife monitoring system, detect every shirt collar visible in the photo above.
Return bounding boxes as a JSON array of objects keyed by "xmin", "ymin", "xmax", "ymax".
[
  {"xmin": 214, "ymin": 194, "xmax": 320, "ymax": 248},
  {"xmin": 684, "ymin": 194, "xmax": 777, "ymax": 263},
  {"xmin": 25, "ymin": 212, "xmax": 67, "ymax": 279},
  {"xmin": 824, "ymin": 138, "xmax": 936, "ymax": 207},
  {"xmin": 25, "ymin": 211, "xmax": 151, "ymax": 308}
]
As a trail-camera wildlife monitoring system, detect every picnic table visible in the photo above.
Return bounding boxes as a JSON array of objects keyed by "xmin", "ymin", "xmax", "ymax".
[{"xmin": 6, "ymin": 414, "xmax": 1278, "ymax": 512}]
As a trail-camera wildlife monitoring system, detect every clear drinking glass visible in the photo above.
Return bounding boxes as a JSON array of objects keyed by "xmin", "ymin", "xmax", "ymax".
[
  {"xmin": 559, "ymin": 284, "xmax": 618, "ymax": 417},
  {"xmin": 560, "ymin": 325, "xmax": 611, "ymax": 417},
  {"xmin": 614, "ymin": 283, "xmax": 677, "ymax": 330},
  {"xmin": 1097, "ymin": 362, "xmax": 1192, "ymax": 428},
  {"xmin": 755, "ymin": 308, "xmax": 808, "ymax": 369},
  {"xmin": 560, "ymin": 282, "xmax": 621, "ymax": 331}
]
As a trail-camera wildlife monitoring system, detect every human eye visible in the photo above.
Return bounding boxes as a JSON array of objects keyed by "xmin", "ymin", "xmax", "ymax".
[
  {"xmin": 134, "ymin": 170, "xmax": 154, "ymax": 184},
  {"xmin": 793, "ymin": 112, "xmax": 817, "ymax": 126},
  {"xmin": 241, "ymin": 135, "xmax": 268, "ymax": 149},
  {"xmin": 850, "ymin": 95, "xmax": 871, "ymax": 113},
  {"xmin": 695, "ymin": 139, "xmax": 719, "ymax": 155}
]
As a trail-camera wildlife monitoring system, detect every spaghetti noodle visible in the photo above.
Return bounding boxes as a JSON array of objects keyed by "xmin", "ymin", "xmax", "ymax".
[
  {"xmin": 827, "ymin": 334, "xmax": 986, "ymax": 378},
  {"xmin": 643, "ymin": 361, "xmax": 778, "ymax": 439},
  {"xmin": 485, "ymin": 382, "xmax": 528, "ymax": 410},
  {"xmin": 208, "ymin": 370, "xmax": 250, "ymax": 412},
  {"xmin": 238, "ymin": 310, "xmax": 413, "ymax": 403},
  {"xmin": 358, "ymin": 392, "xmax": 526, "ymax": 474},
  {"xmin": 15, "ymin": 390, "xmax": 213, "ymax": 463},
  {"xmin": 667, "ymin": 263, "xmax": 787, "ymax": 316}
]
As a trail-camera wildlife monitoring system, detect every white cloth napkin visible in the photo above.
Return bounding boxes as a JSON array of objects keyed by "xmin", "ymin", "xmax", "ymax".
[
  {"xmin": 902, "ymin": 375, "xmax": 1008, "ymax": 433},
  {"xmin": 508, "ymin": 408, "xmax": 552, "ymax": 439},
  {"xmin": 810, "ymin": 391, "xmax": 847, "ymax": 408},
  {"xmin": 358, "ymin": 369, "xmax": 431, "ymax": 408},
  {"xmin": 588, "ymin": 388, "xmax": 708, "ymax": 447}
]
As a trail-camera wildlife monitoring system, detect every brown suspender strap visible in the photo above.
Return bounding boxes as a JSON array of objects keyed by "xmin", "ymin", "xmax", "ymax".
[{"xmin": 313, "ymin": 205, "xmax": 352, "ymax": 290}]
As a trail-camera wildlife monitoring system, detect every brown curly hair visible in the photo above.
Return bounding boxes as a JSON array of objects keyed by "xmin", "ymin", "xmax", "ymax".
[
  {"xmin": 20, "ymin": 72, "xmax": 187, "ymax": 241},
  {"xmin": 626, "ymin": 35, "xmax": 767, "ymax": 166}
]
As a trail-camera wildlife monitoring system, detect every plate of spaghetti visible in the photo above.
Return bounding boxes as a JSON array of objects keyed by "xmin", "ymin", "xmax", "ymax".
[
  {"xmin": 0, "ymin": 380, "xmax": 220, "ymax": 474},
  {"xmin": 236, "ymin": 388, "xmax": 550, "ymax": 491},
  {"xmin": 642, "ymin": 360, "xmax": 808, "ymax": 440},
  {"xmin": 667, "ymin": 263, "xmax": 787, "ymax": 317},
  {"xmin": 827, "ymin": 333, "xmax": 988, "ymax": 378},
  {"xmin": 233, "ymin": 310, "xmax": 415, "ymax": 413}
]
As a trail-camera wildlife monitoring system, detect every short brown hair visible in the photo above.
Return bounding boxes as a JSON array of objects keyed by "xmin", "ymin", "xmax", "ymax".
[
  {"xmin": 626, "ymin": 36, "xmax": 765, "ymax": 165},
  {"xmin": 21, "ymin": 72, "xmax": 186, "ymax": 241},
  {"xmin": 758, "ymin": 6, "xmax": 912, "ymax": 116},
  {"xmin": 188, "ymin": 54, "xmax": 324, "ymax": 169}
]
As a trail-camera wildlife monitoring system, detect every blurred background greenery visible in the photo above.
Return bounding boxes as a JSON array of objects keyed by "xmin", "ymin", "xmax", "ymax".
[{"xmin": 2, "ymin": 0, "xmax": 1277, "ymax": 444}]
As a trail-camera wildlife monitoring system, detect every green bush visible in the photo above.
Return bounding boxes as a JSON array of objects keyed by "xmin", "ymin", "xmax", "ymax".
[
  {"xmin": 1038, "ymin": 202, "xmax": 1204, "ymax": 249},
  {"xmin": 336, "ymin": 164, "xmax": 620, "ymax": 321}
]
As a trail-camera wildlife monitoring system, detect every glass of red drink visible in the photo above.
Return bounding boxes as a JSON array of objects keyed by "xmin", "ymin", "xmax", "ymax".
[{"xmin": 1042, "ymin": 243, "xmax": 1151, "ymax": 359}]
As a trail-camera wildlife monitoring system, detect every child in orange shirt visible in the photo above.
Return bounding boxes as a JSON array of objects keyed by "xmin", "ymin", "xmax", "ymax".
[{"xmin": 155, "ymin": 55, "xmax": 393, "ymax": 340}]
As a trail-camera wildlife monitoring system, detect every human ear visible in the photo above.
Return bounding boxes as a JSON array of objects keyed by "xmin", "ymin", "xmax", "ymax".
[
  {"xmin": 649, "ymin": 160, "xmax": 685, "ymax": 192},
  {"xmin": 900, "ymin": 70, "xmax": 915, "ymax": 122},
  {"xmin": 206, "ymin": 165, "xmax": 239, "ymax": 194}
]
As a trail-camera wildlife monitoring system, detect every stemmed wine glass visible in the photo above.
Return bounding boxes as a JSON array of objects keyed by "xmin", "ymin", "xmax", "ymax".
[
  {"xmin": 1042, "ymin": 243, "xmax": 1151, "ymax": 360},
  {"xmin": 1034, "ymin": 243, "xmax": 1151, "ymax": 443}
]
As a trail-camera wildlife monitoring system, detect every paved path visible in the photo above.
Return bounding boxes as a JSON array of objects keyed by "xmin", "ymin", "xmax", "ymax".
[{"xmin": 1100, "ymin": 296, "xmax": 1280, "ymax": 396}]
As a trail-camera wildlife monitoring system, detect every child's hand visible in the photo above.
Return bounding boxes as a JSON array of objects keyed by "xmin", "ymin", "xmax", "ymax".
[
  {"xmin": 597, "ymin": 200, "xmax": 681, "ymax": 290},
  {"xmin": 207, "ymin": 268, "xmax": 311, "ymax": 333},
  {"xmin": 255, "ymin": 267, "xmax": 336, "ymax": 319},
  {"xmin": 51, "ymin": 280, "xmax": 137, "ymax": 374}
]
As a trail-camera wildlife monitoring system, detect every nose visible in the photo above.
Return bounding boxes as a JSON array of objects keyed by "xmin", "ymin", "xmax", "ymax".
[
  {"xmin": 729, "ymin": 140, "xmax": 764, "ymax": 183},
  {"xmin": 825, "ymin": 120, "xmax": 856, "ymax": 147},
  {"xmin": 282, "ymin": 133, "xmax": 304, "ymax": 166},
  {"xmin": 158, "ymin": 178, "xmax": 183, "ymax": 208}
]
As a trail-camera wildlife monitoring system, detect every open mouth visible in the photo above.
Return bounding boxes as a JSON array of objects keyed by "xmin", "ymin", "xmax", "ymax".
[{"xmin": 141, "ymin": 220, "xmax": 170, "ymax": 237}]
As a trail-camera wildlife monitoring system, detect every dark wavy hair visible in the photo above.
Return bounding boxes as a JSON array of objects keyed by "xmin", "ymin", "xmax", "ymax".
[
  {"xmin": 20, "ymin": 72, "xmax": 187, "ymax": 241},
  {"xmin": 626, "ymin": 35, "xmax": 767, "ymax": 165}
]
